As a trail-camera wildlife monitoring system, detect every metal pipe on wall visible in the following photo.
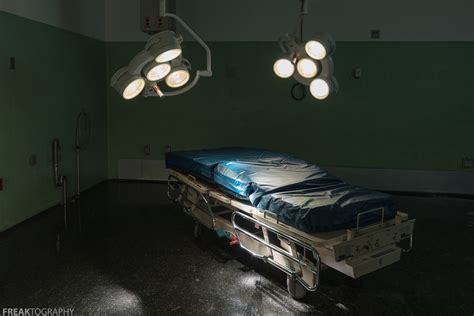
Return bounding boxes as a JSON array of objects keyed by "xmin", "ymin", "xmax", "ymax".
[
  {"xmin": 75, "ymin": 147, "xmax": 80, "ymax": 198},
  {"xmin": 52, "ymin": 139, "xmax": 68, "ymax": 229},
  {"xmin": 52, "ymin": 139, "xmax": 61, "ymax": 186},
  {"xmin": 75, "ymin": 110, "xmax": 90, "ymax": 200},
  {"xmin": 61, "ymin": 175, "xmax": 68, "ymax": 229}
]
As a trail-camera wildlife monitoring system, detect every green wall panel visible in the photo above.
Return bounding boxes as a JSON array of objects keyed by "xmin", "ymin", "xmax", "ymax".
[
  {"xmin": 0, "ymin": 12, "xmax": 107, "ymax": 232},
  {"xmin": 2, "ymin": 11, "xmax": 473, "ymax": 231},
  {"xmin": 106, "ymin": 41, "xmax": 474, "ymax": 177}
]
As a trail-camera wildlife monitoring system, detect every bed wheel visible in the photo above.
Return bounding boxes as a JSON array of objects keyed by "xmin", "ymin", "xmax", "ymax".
[
  {"xmin": 287, "ymin": 276, "xmax": 307, "ymax": 300},
  {"xmin": 193, "ymin": 222, "xmax": 202, "ymax": 239}
]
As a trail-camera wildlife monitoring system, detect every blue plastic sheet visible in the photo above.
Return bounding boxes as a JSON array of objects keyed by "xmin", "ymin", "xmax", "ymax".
[
  {"xmin": 165, "ymin": 148, "xmax": 301, "ymax": 183},
  {"xmin": 166, "ymin": 148, "xmax": 397, "ymax": 233}
]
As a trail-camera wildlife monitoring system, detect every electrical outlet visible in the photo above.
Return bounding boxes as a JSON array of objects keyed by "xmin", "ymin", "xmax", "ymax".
[
  {"xmin": 9, "ymin": 57, "xmax": 15, "ymax": 70},
  {"xmin": 144, "ymin": 145, "xmax": 151, "ymax": 156},
  {"xmin": 29, "ymin": 154, "xmax": 37, "ymax": 167},
  {"xmin": 461, "ymin": 157, "xmax": 474, "ymax": 168},
  {"xmin": 370, "ymin": 29, "xmax": 381, "ymax": 39},
  {"xmin": 352, "ymin": 67, "xmax": 362, "ymax": 79}
]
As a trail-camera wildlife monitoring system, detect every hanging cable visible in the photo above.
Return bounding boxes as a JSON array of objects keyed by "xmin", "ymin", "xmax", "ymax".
[{"xmin": 292, "ymin": 0, "xmax": 308, "ymax": 41}]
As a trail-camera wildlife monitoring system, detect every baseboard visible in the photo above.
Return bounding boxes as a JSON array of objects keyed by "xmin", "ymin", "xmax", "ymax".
[
  {"xmin": 116, "ymin": 159, "xmax": 474, "ymax": 196},
  {"xmin": 325, "ymin": 167, "xmax": 474, "ymax": 196}
]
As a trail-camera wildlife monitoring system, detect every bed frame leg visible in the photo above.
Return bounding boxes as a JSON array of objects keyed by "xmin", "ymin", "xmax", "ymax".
[
  {"xmin": 193, "ymin": 222, "xmax": 202, "ymax": 239},
  {"xmin": 287, "ymin": 276, "xmax": 307, "ymax": 300}
]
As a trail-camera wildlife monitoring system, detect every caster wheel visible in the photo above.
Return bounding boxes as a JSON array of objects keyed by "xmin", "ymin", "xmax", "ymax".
[
  {"xmin": 194, "ymin": 222, "xmax": 203, "ymax": 239},
  {"xmin": 55, "ymin": 231, "xmax": 62, "ymax": 255},
  {"xmin": 287, "ymin": 276, "xmax": 307, "ymax": 300}
]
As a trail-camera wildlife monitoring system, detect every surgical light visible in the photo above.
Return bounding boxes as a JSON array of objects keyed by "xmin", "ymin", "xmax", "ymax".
[
  {"xmin": 156, "ymin": 49, "xmax": 182, "ymax": 63},
  {"xmin": 310, "ymin": 76, "xmax": 337, "ymax": 100},
  {"xmin": 305, "ymin": 33, "xmax": 336, "ymax": 61},
  {"xmin": 273, "ymin": 58, "xmax": 295, "ymax": 78},
  {"xmin": 305, "ymin": 41, "xmax": 326, "ymax": 60},
  {"xmin": 143, "ymin": 62, "xmax": 171, "ymax": 81},
  {"xmin": 110, "ymin": 0, "xmax": 212, "ymax": 99},
  {"xmin": 309, "ymin": 78, "xmax": 330, "ymax": 100},
  {"xmin": 296, "ymin": 58, "xmax": 318, "ymax": 78},
  {"xmin": 111, "ymin": 67, "xmax": 146, "ymax": 100},
  {"xmin": 146, "ymin": 30, "xmax": 183, "ymax": 63},
  {"xmin": 123, "ymin": 78, "xmax": 146, "ymax": 100},
  {"xmin": 166, "ymin": 69, "xmax": 190, "ymax": 88},
  {"xmin": 273, "ymin": 0, "xmax": 338, "ymax": 101}
]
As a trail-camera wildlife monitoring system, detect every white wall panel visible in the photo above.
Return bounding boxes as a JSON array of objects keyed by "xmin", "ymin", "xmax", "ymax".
[
  {"xmin": 3, "ymin": 0, "xmax": 473, "ymax": 42},
  {"xmin": 105, "ymin": 0, "xmax": 474, "ymax": 42},
  {"xmin": 117, "ymin": 159, "xmax": 474, "ymax": 195},
  {"xmin": 1, "ymin": 0, "xmax": 106, "ymax": 40}
]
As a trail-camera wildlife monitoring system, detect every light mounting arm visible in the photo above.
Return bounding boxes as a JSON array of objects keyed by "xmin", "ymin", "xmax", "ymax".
[
  {"xmin": 144, "ymin": 11, "xmax": 212, "ymax": 97},
  {"xmin": 111, "ymin": 0, "xmax": 212, "ymax": 100},
  {"xmin": 273, "ymin": 0, "xmax": 338, "ymax": 101}
]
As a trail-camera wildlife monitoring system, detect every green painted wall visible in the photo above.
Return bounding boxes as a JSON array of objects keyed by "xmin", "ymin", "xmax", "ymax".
[
  {"xmin": 2, "ymin": 14, "xmax": 472, "ymax": 231},
  {"xmin": 106, "ymin": 41, "xmax": 474, "ymax": 177},
  {"xmin": 0, "ymin": 12, "xmax": 107, "ymax": 232}
]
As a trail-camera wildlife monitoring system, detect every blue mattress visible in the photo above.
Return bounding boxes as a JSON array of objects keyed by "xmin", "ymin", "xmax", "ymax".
[{"xmin": 166, "ymin": 148, "xmax": 397, "ymax": 233}]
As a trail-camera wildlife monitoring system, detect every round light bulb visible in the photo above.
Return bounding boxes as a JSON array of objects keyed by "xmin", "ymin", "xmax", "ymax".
[
  {"xmin": 296, "ymin": 58, "xmax": 318, "ymax": 78},
  {"xmin": 146, "ymin": 63, "xmax": 171, "ymax": 81},
  {"xmin": 305, "ymin": 41, "xmax": 327, "ymax": 60},
  {"xmin": 156, "ymin": 48, "xmax": 182, "ymax": 63},
  {"xmin": 310, "ymin": 79, "xmax": 330, "ymax": 100},
  {"xmin": 166, "ymin": 69, "xmax": 190, "ymax": 88},
  {"xmin": 123, "ymin": 78, "xmax": 145, "ymax": 100},
  {"xmin": 273, "ymin": 59, "xmax": 295, "ymax": 78}
]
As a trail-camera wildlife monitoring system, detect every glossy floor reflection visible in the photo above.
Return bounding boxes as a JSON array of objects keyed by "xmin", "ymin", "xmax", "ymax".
[{"xmin": 0, "ymin": 182, "xmax": 473, "ymax": 315}]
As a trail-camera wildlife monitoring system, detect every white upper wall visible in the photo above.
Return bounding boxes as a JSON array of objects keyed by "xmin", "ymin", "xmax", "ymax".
[
  {"xmin": 106, "ymin": 0, "xmax": 474, "ymax": 42},
  {"xmin": 2, "ymin": 0, "xmax": 473, "ymax": 42},
  {"xmin": 0, "ymin": 0, "xmax": 106, "ymax": 40}
]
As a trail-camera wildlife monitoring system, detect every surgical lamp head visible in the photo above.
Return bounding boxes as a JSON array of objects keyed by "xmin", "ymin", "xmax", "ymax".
[
  {"xmin": 166, "ymin": 59, "xmax": 191, "ymax": 88},
  {"xmin": 110, "ymin": 51, "xmax": 154, "ymax": 100},
  {"xmin": 111, "ymin": 67, "xmax": 146, "ymax": 100},
  {"xmin": 310, "ymin": 76, "xmax": 338, "ymax": 100},
  {"xmin": 308, "ymin": 57, "xmax": 338, "ymax": 100},
  {"xmin": 296, "ymin": 57, "xmax": 318, "ymax": 79},
  {"xmin": 273, "ymin": 32, "xmax": 337, "ymax": 100},
  {"xmin": 273, "ymin": 56, "xmax": 295, "ymax": 79},
  {"xmin": 110, "ymin": 11, "xmax": 212, "ymax": 100},
  {"xmin": 143, "ymin": 61, "xmax": 171, "ymax": 82},
  {"xmin": 305, "ymin": 33, "xmax": 336, "ymax": 61},
  {"xmin": 145, "ymin": 30, "xmax": 183, "ymax": 63}
]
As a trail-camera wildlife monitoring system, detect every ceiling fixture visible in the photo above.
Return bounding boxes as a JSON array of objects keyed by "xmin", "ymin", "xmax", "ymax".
[
  {"xmin": 273, "ymin": 0, "xmax": 338, "ymax": 100},
  {"xmin": 111, "ymin": 0, "xmax": 212, "ymax": 100}
]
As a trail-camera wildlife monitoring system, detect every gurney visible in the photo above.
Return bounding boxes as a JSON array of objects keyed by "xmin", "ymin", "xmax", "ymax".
[{"xmin": 166, "ymin": 149, "xmax": 415, "ymax": 299}]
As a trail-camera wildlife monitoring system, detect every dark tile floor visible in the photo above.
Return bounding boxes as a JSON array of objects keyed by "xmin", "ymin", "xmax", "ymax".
[{"xmin": 0, "ymin": 182, "xmax": 473, "ymax": 315}]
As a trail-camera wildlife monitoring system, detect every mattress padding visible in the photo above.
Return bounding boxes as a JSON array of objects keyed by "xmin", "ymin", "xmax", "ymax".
[{"xmin": 166, "ymin": 148, "xmax": 397, "ymax": 233}]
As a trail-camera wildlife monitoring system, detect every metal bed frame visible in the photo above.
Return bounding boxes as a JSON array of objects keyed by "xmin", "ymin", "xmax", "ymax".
[{"xmin": 167, "ymin": 170, "xmax": 415, "ymax": 299}]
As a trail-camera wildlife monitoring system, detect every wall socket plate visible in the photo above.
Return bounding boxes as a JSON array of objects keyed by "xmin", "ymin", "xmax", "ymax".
[
  {"xmin": 461, "ymin": 157, "xmax": 474, "ymax": 168},
  {"xmin": 352, "ymin": 67, "xmax": 362, "ymax": 79},
  {"xmin": 144, "ymin": 145, "xmax": 151, "ymax": 156},
  {"xmin": 9, "ymin": 57, "xmax": 15, "ymax": 70},
  {"xmin": 29, "ymin": 154, "xmax": 37, "ymax": 167},
  {"xmin": 370, "ymin": 29, "xmax": 381, "ymax": 39}
]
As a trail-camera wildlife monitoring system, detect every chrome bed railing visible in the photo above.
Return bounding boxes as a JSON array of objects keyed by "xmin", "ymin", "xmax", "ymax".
[{"xmin": 166, "ymin": 170, "xmax": 415, "ymax": 299}]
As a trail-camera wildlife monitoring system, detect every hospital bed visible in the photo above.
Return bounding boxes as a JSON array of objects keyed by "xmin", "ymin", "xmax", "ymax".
[{"xmin": 166, "ymin": 149, "xmax": 415, "ymax": 299}]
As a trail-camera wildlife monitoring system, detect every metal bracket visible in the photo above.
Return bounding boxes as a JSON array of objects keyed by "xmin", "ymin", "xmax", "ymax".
[
  {"xmin": 232, "ymin": 211, "xmax": 320, "ymax": 291},
  {"xmin": 356, "ymin": 207, "xmax": 385, "ymax": 230},
  {"xmin": 144, "ymin": 12, "xmax": 212, "ymax": 98},
  {"xmin": 168, "ymin": 175, "xmax": 216, "ymax": 229}
]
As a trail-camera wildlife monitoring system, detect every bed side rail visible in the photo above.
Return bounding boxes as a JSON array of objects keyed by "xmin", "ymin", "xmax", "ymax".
[
  {"xmin": 168, "ymin": 174, "xmax": 216, "ymax": 229},
  {"xmin": 334, "ymin": 217, "xmax": 415, "ymax": 262},
  {"xmin": 232, "ymin": 211, "xmax": 321, "ymax": 292}
]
